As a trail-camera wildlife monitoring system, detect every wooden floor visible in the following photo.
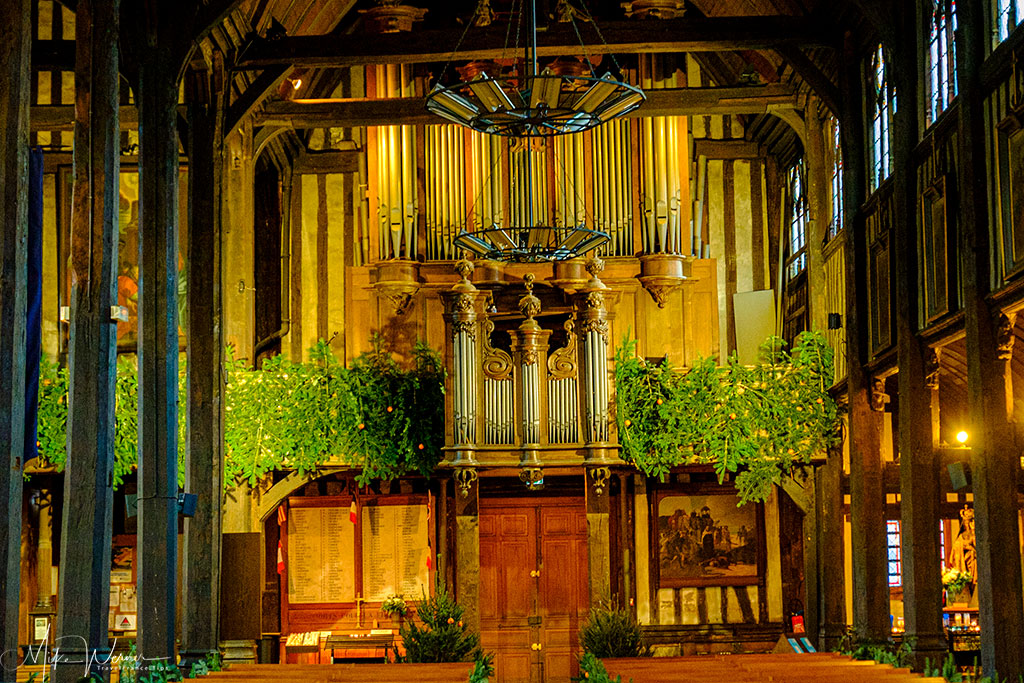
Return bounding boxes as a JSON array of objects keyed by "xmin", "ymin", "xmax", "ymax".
[{"xmin": 16, "ymin": 653, "xmax": 947, "ymax": 682}]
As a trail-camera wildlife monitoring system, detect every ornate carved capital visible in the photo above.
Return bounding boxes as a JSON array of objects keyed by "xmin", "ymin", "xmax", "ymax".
[
  {"xmin": 518, "ymin": 273, "xmax": 542, "ymax": 320},
  {"xmin": 578, "ymin": 317, "xmax": 610, "ymax": 344},
  {"xmin": 997, "ymin": 312, "xmax": 1017, "ymax": 361},
  {"xmin": 519, "ymin": 467, "xmax": 545, "ymax": 491}
]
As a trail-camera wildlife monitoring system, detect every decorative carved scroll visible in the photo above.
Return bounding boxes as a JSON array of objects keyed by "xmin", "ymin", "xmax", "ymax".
[
  {"xmin": 925, "ymin": 347, "xmax": 941, "ymax": 389},
  {"xmin": 997, "ymin": 312, "xmax": 1017, "ymax": 361},
  {"xmin": 547, "ymin": 319, "xmax": 578, "ymax": 379},
  {"xmin": 870, "ymin": 377, "xmax": 888, "ymax": 411},
  {"xmin": 480, "ymin": 319, "xmax": 513, "ymax": 380}
]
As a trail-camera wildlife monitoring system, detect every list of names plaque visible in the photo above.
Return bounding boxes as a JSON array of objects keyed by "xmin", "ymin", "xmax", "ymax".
[
  {"xmin": 361, "ymin": 504, "xmax": 429, "ymax": 600},
  {"xmin": 287, "ymin": 507, "xmax": 355, "ymax": 604}
]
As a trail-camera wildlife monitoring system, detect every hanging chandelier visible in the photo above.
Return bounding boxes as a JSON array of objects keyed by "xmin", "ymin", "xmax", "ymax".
[
  {"xmin": 426, "ymin": 1, "xmax": 645, "ymax": 138},
  {"xmin": 429, "ymin": 0, "xmax": 644, "ymax": 262}
]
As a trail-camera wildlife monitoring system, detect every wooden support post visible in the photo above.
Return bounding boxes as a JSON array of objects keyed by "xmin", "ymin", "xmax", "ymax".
[
  {"xmin": 890, "ymin": 7, "xmax": 945, "ymax": 665},
  {"xmin": 818, "ymin": 442, "xmax": 846, "ymax": 650},
  {"xmin": 53, "ymin": 0, "xmax": 120, "ymax": 680},
  {"xmin": 957, "ymin": 2, "xmax": 1024, "ymax": 676},
  {"xmin": 454, "ymin": 471, "xmax": 480, "ymax": 633},
  {"xmin": 586, "ymin": 468, "xmax": 612, "ymax": 606},
  {"xmin": 180, "ymin": 87, "xmax": 224, "ymax": 662},
  {"xmin": 0, "ymin": 0, "xmax": 30, "ymax": 678},
  {"xmin": 839, "ymin": 33, "xmax": 890, "ymax": 644},
  {"xmin": 802, "ymin": 472, "xmax": 819, "ymax": 642},
  {"xmin": 137, "ymin": 37, "xmax": 182, "ymax": 666}
]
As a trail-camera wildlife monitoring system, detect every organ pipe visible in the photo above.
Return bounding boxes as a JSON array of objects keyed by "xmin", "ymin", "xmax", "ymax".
[
  {"xmin": 372, "ymin": 64, "xmax": 418, "ymax": 260},
  {"xmin": 575, "ymin": 258, "xmax": 613, "ymax": 462},
  {"xmin": 509, "ymin": 273, "xmax": 551, "ymax": 467}
]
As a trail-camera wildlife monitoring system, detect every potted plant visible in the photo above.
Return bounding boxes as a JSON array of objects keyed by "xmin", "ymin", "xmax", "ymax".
[
  {"xmin": 382, "ymin": 594, "xmax": 408, "ymax": 628},
  {"xmin": 942, "ymin": 565, "xmax": 973, "ymax": 605}
]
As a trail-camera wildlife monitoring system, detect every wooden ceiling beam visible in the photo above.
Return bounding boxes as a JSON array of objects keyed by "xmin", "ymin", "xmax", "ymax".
[
  {"xmin": 234, "ymin": 16, "xmax": 835, "ymax": 69},
  {"xmin": 253, "ymin": 84, "xmax": 799, "ymax": 129}
]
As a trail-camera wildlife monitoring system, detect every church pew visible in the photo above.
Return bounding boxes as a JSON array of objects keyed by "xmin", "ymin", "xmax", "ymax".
[
  {"xmin": 203, "ymin": 662, "xmax": 475, "ymax": 682},
  {"xmin": 601, "ymin": 654, "xmax": 947, "ymax": 683}
]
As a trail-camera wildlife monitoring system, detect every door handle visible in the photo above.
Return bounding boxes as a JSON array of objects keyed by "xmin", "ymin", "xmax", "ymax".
[
  {"xmin": 530, "ymin": 570, "xmax": 541, "ymax": 578},
  {"xmin": 531, "ymin": 642, "xmax": 542, "ymax": 651}
]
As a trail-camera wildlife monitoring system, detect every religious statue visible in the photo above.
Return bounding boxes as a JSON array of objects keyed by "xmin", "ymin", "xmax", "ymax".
[{"xmin": 948, "ymin": 506, "xmax": 976, "ymax": 582}]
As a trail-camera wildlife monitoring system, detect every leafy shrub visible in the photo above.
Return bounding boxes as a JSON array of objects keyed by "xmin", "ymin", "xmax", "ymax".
[
  {"xmin": 573, "ymin": 652, "xmax": 628, "ymax": 683},
  {"xmin": 579, "ymin": 606, "xmax": 647, "ymax": 659},
  {"xmin": 399, "ymin": 578, "xmax": 483, "ymax": 664}
]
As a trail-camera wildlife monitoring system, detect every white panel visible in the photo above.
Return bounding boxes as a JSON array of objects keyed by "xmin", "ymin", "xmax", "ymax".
[
  {"xmin": 42, "ymin": 174, "xmax": 59, "ymax": 358},
  {"xmin": 679, "ymin": 587, "xmax": 700, "ymax": 625},
  {"xmin": 635, "ymin": 483, "xmax": 651, "ymax": 624},
  {"xmin": 733, "ymin": 290, "xmax": 776, "ymax": 365},
  {"xmin": 705, "ymin": 586, "xmax": 723, "ymax": 624}
]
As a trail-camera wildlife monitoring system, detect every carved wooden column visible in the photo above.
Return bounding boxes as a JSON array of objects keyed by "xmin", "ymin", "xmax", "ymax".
[
  {"xmin": 136, "ymin": 16, "xmax": 183, "ymax": 665},
  {"xmin": 840, "ymin": 31, "xmax": 890, "ymax": 644},
  {"xmin": 181, "ymin": 67, "xmax": 224, "ymax": 664},
  {"xmin": 575, "ymin": 258, "xmax": 613, "ymax": 464},
  {"xmin": 53, "ymin": 0, "xmax": 121, "ymax": 679},
  {"xmin": 453, "ymin": 472, "xmax": 480, "ymax": 633},
  {"xmin": 957, "ymin": 0, "xmax": 1024, "ymax": 674},
  {"xmin": 0, "ymin": 0, "xmax": 30, "ymax": 676},
  {"xmin": 509, "ymin": 273, "xmax": 550, "ymax": 487},
  {"xmin": 888, "ymin": 8, "xmax": 945, "ymax": 663},
  {"xmin": 818, "ymin": 436, "xmax": 846, "ymax": 650}
]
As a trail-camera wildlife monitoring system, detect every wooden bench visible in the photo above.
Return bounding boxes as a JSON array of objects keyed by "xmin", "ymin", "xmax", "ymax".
[
  {"xmin": 602, "ymin": 653, "xmax": 948, "ymax": 683},
  {"xmin": 204, "ymin": 662, "xmax": 475, "ymax": 682}
]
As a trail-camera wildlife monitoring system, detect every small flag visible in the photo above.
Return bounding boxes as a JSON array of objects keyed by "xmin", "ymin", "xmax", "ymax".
[
  {"xmin": 349, "ymin": 500, "xmax": 358, "ymax": 524},
  {"xmin": 276, "ymin": 540, "xmax": 285, "ymax": 574},
  {"xmin": 426, "ymin": 551, "xmax": 433, "ymax": 571},
  {"xmin": 277, "ymin": 505, "xmax": 287, "ymax": 527}
]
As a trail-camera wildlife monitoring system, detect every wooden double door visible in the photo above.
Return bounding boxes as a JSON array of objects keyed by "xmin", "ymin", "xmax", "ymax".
[{"xmin": 479, "ymin": 497, "xmax": 589, "ymax": 683}]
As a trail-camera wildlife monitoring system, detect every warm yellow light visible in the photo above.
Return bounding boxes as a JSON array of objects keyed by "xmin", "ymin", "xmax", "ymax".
[
  {"xmin": 291, "ymin": 78, "xmax": 302, "ymax": 90},
  {"xmin": 956, "ymin": 430, "xmax": 969, "ymax": 444}
]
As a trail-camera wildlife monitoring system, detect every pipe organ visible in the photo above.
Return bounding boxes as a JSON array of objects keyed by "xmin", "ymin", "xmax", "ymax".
[
  {"xmin": 639, "ymin": 55, "xmax": 690, "ymax": 256},
  {"xmin": 370, "ymin": 64, "xmax": 418, "ymax": 260},
  {"xmin": 441, "ymin": 259, "xmax": 617, "ymax": 477},
  {"xmin": 591, "ymin": 120, "xmax": 633, "ymax": 257},
  {"xmin": 425, "ymin": 125, "xmax": 467, "ymax": 261}
]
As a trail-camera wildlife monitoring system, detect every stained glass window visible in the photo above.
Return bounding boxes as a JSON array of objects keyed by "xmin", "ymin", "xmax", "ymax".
[
  {"xmin": 869, "ymin": 45, "xmax": 894, "ymax": 192},
  {"xmin": 887, "ymin": 520, "xmax": 902, "ymax": 587},
  {"xmin": 927, "ymin": 0, "xmax": 958, "ymax": 125},
  {"xmin": 828, "ymin": 118, "xmax": 843, "ymax": 242},
  {"xmin": 787, "ymin": 161, "xmax": 807, "ymax": 278},
  {"xmin": 996, "ymin": 0, "xmax": 1024, "ymax": 43}
]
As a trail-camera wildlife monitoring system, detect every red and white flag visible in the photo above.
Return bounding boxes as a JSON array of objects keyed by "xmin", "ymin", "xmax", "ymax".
[
  {"xmin": 276, "ymin": 540, "xmax": 285, "ymax": 574},
  {"xmin": 277, "ymin": 505, "xmax": 287, "ymax": 527},
  {"xmin": 349, "ymin": 499, "xmax": 358, "ymax": 524}
]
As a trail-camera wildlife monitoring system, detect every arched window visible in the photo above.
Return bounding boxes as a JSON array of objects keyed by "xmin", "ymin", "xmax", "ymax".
[
  {"xmin": 868, "ymin": 45, "xmax": 894, "ymax": 192},
  {"xmin": 927, "ymin": 0, "xmax": 958, "ymax": 125}
]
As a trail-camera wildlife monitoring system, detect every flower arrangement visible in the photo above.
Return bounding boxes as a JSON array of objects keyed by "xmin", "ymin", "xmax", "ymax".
[
  {"xmin": 942, "ymin": 565, "xmax": 972, "ymax": 595},
  {"xmin": 382, "ymin": 594, "xmax": 408, "ymax": 617}
]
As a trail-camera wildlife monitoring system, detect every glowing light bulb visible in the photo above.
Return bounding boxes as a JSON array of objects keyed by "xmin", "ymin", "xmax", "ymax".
[{"xmin": 956, "ymin": 430, "xmax": 969, "ymax": 444}]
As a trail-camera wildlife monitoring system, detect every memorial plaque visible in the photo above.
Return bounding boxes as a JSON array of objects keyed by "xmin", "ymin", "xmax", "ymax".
[
  {"xmin": 361, "ymin": 505, "xmax": 430, "ymax": 600},
  {"xmin": 287, "ymin": 506, "xmax": 356, "ymax": 604}
]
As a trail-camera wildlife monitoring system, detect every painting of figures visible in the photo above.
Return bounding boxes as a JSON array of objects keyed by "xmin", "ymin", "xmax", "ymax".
[{"xmin": 658, "ymin": 494, "xmax": 759, "ymax": 586}]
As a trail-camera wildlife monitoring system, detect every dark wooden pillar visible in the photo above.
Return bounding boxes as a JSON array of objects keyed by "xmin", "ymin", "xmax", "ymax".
[
  {"xmin": 136, "ymin": 31, "xmax": 182, "ymax": 666},
  {"xmin": 801, "ymin": 473, "xmax": 819, "ymax": 643},
  {"xmin": 839, "ymin": 32, "xmax": 890, "ymax": 644},
  {"xmin": 0, "ymin": 0, "xmax": 30, "ymax": 677},
  {"xmin": 585, "ymin": 468, "xmax": 612, "ymax": 606},
  {"xmin": 53, "ymin": 0, "xmax": 121, "ymax": 680},
  {"xmin": 957, "ymin": 2, "xmax": 1024, "ymax": 675},
  {"xmin": 889, "ymin": 4, "xmax": 945, "ymax": 665},
  {"xmin": 818, "ymin": 442, "xmax": 846, "ymax": 650},
  {"xmin": 454, "ymin": 471, "xmax": 481, "ymax": 633},
  {"xmin": 180, "ymin": 72, "xmax": 224, "ymax": 662}
]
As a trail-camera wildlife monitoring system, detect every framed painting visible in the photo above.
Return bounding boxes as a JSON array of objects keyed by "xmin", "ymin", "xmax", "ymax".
[
  {"xmin": 58, "ymin": 164, "xmax": 189, "ymax": 354},
  {"xmin": 657, "ymin": 493, "xmax": 760, "ymax": 587}
]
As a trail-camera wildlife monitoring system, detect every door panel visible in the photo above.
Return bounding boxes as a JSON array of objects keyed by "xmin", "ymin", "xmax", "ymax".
[{"xmin": 480, "ymin": 497, "xmax": 587, "ymax": 683}]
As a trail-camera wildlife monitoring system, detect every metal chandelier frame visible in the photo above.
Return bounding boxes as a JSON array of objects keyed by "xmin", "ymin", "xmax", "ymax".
[{"xmin": 426, "ymin": 0, "xmax": 646, "ymax": 262}]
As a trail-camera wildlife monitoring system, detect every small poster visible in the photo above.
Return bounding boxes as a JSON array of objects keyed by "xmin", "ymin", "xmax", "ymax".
[
  {"xmin": 111, "ymin": 545, "xmax": 133, "ymax": 584},
  {"xmin": 119, "ymin": 586, "xmax": 137, "ymax": 613},
  {"xmin": 33, "ymin": 617, "xmax": 49, "ymax": 642},
  {"xmin": 114, "ymin": 614, "xmax": 137, "ymax": 631}
]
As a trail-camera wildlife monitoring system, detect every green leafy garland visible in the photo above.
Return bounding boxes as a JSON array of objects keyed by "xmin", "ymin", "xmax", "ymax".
[
  {"xmin": 36, "ymin": 355, "xmax": 186, "ymax": 489},
  {"xmin": 223, "ymin": 337, "xmax": 445, "ymax": 487},
  {"xmin": 34, "ymin": 336, "xmax": 445, "ymax": 491},
  {"xmin": 615, "ymin": 332, "xmax": 841, "ymax": 504}
]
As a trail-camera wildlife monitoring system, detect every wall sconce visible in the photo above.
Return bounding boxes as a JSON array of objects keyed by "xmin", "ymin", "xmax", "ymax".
[{"xmin": 827, "ymin": 313, "xmax": 842, "ymax": 329}]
